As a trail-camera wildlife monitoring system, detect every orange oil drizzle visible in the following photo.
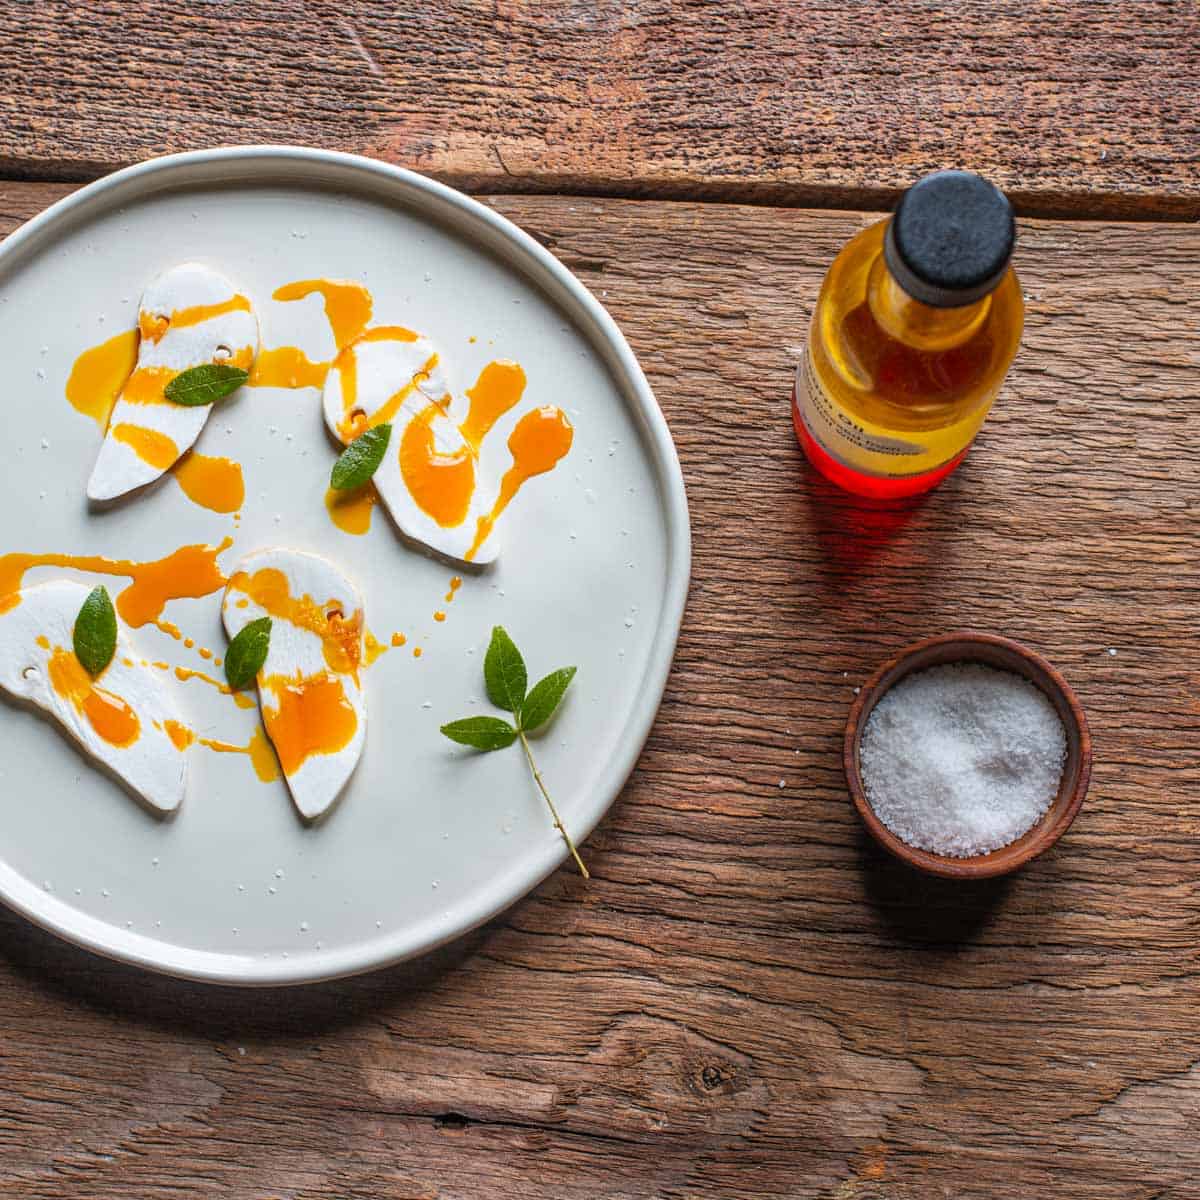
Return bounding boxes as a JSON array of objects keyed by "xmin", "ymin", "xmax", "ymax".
[
  {"xmin": 365, "ymin": 630, "xmax": 388, "ymax": 665},
  {"xmin": 48, "ymin": 647, "xmax": 140, "ymax": 747},
  {"xmin": 460, "ymin": 361, "xmax": 526, "ymax": 451},
  {"xmin": 465, "ymin": 406, "xmax": 574, "ymax": 560},
  {"xmin": 0, "ymin": 539, "xmax": 230, "ymax": 624},
  {"xmin": 391, "ymin": 633, "xmax": 406, "ymax": 648},
  {"xmin": 112, "ymin": 423, "xmax": 179, "ymax": 470},
  {"xmin": 324, "ymin": 484, "xmax": 377, "ymax": 536},
  {"xmin": 162, "ymin": 719, "xmax": 195, "ymax": 751},
  {"xmin": 225, "ymin": 567, "xmax": 363, "ymax": 679},
  {"xmin": 433, "ymin": 611, "xmax": 446, "ymax": 622},
  {"xmin": 399, "ymin": 402, "xmax": 476, "ymax": 527},
  {"xmin": 139, "ymin": 294, "xmax": 252, "ymax": 344},
  {"xmin": 445, "ymin": 576, "xmax": 462, "ymax": 603},
  {"xmin": 261, "ymin": 671, "xmax": 357, "ymax": 776},
  {"xmin": 413, "ymin": 647, "xmax": 423, "ymax": 658},
  {"xmin": 173, "ymin": 452, "xmax": 245, "ymax": 515},
  {"xmin": 173, "ymin": 664, "xmax": 257, "ymax": 710},
  {"xmin": 272, "ymin": 280, "xmax": 373, "ymax": 352},
  {"xmin": 64, "ymin": 329, "xmax": 138, "ymax": 427},
  {"xmin": 248, "ymin": 346, "xmax": 329, "ymax": 389},
  {"xmin": 154, "ymin": 619, "xmax": 183, "ymax": 641},
  {"xmin": 186, "ymin": 720, "xmax": 279, "ymax": 787}
]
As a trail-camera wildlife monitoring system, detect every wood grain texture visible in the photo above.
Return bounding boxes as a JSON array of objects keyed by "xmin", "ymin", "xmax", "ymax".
[
  {"xmin": 0, "ymin": 182, "xmax": 1198, "ymax": 1198},
  {"xmin": 0, "ymin": 1, "xmax": 1198, "ymax": 218}
]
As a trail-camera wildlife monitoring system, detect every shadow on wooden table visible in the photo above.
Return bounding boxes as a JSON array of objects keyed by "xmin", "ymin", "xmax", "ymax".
[
  {"xmin": 799, "ymin": 467, "xmax": 939, "ymax": 582},
  {"xmin": 855, "ymin": 827, "xmax": 1014, "ymax": 947},
  {"xmin": 0, "ymin": 901, "xmax": 497, "ymax": 1038}
]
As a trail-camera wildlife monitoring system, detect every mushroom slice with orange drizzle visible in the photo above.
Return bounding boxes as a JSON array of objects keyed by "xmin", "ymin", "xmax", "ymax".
[
  {"xmin": 87, "ymin": 263, "xmax": 259, "ymax": 502},
  {"xmin": 0, "ymin": 581, "xmax": 186, "ymax": 813},
  {"xmin": 221, "ymin": 549, "xmax": 366, "ymax": 820},
  {"xmin": 322, "ymin": 333, "xmax": 572, "ymax": 565}
]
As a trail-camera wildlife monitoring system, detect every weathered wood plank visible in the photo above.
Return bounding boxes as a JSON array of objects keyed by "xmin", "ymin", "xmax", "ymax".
[
  {"xmin": 0, "ymin": 183, "xmax": 1197, "ymax": 1198},
  {"xmin": 0, "ymin": 2, "xmax": 1197, "ymax": 217}
]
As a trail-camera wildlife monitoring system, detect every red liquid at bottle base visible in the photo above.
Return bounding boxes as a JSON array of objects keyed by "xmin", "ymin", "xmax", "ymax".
[{"xmin": 791, "ymin": 384, "xmax": 969, "ymax": 500}]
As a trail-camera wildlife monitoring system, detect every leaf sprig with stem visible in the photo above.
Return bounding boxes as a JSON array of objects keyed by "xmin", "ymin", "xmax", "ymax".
[{"xmin": 442, "ymin": 627, "xmax": 587, "ymax": 878}]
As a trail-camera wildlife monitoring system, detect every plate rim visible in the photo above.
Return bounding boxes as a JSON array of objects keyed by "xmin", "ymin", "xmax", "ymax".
[{"xmin": 0, "ymin": 145, "xmax": 692, "ymax": 986}]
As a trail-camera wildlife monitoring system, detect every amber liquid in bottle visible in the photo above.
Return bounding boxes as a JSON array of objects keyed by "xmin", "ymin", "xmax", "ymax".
[{"xmin": 793, "ymin": 221, "xmax": 1024, "ymax": 499}]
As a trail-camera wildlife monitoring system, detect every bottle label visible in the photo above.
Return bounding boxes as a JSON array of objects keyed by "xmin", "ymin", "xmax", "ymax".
[{"xmin": 794, "ymin": 352, "xmax": 931, "ymax": 477}]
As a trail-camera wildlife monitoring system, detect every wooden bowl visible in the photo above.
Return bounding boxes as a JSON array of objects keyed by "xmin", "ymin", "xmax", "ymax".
[{"xmin": 844, "ymin": 633, "xmax": 1091, "ymax": 879}]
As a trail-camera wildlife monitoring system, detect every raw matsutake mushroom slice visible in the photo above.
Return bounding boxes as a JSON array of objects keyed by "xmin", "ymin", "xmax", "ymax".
[
  {"xmin": 0, "ymin": 581, "xmax": 187, "ymax": 813},
  {"xmin": 87, "ymin": 263, "xmax": 259, "ymax": 502},
  {"xmin": 221, "ymin": 548, "xmax": 367, "ymax": 821},
  {"xmin": 322, "ymin": 333, "xmax": 570, "ymax": 567}
]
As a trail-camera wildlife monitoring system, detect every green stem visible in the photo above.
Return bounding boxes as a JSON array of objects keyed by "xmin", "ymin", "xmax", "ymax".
[{"xmin": 517, "ymin": 727, "xmax": 589, "ymax": 879}]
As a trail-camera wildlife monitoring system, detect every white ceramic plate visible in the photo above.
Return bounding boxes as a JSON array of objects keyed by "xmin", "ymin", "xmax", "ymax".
[{"xmin": 0, "ymin": 147, "xmax": 689, "ymax": 984}]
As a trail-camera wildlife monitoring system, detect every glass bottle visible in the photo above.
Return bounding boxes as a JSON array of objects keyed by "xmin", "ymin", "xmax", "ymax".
[{"xmin": 792, "ymin": 170, "xmax": 1024, "ymax": 499}]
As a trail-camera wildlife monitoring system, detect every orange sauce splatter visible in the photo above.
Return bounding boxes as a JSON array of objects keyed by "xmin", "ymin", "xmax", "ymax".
[
  {"xmin": 184, "ymin": 639, "xmax": 195, "ymax": 650},
  {"xmin": 445, "ymin": 576, "xmax": 462, "ymax": 603},
  {"xmin": 198, "ymin": 647, "xmax": 212, "ymax": 660},
  {"xmin": 0, "ymin": 540, "xmax": 230, "ymax": 624},
  {"xmin": 261, "ymin": 672, "xmax": 358, "ymax": 776},
  {"xmin": 272, "ymin": 280, "xmax": 373, "ymax": 351},
  {"xmin": 36, "ymin": 635, "xmax": 50, "ymax": 650},
  {"xmin": 364, "ymin": 630, "xmax": 388, "ymax": 665},
  {"xmin": 460, "ymin": 361, "xmax": 526, "ymax": 451},
  {"xmin": 247, "ymin": 346, "xmax": 329, "ymax": 390},
  {"xmin": 174, "ymin": 664, "xmax": 257, "ymax": 710},
  {"xmin": 391, "ymin": 633, "xmax": 406, "ymax": 648},
  {"xmin": 154, "ymin": 620, "xmax": 183, "ymax": 642},
  {"xmin": 64, "ymin": 329, "xmax": 138, "ymax": 427},
  {"xmin": 162, "ymin": 719, "xmax": 195, "ymax": 751},
  {"xmin": 195, "ymin": 726, "xmax": 281, "ymax": 783},
  {"xmin": 358, "ymin": 325, "xmax": 419, "ymax": 346},
  {"xmin": 465, "ymin": 407, "xmax": 574, "ymax": 560},
  {"xmin": 174, "ymin": 452, "xmax": 245, "ymax": 515},
  {"xmin": 433, "ymin": 611, "xmax": 446, "ymax": 623},
  {"xmin": 119, "ymin": 365, "xmax": 180, "ymax": 406},
  {"xmin": 413, "ymin": 647, "xmax": 423, "ymax": 658},
  {"xmin": 139, "ymin": 294, "xmax": 252, "ymax": 344},
  {"xmin": 47, "ymin": 647, "xmax": 140, "ymax": 747},
  {"xmin": 247, "ymin": 725, "xmax": 282, "ymax": 782},
  {"xmin": 225, "ymin": 567, "xmax": 363, "ymax": 679},
  {"xmin": 111, "ymin": 423, "xmax": 179, "ymax": 470},
  {"xmin": 399, "ymin": 402, "xmax": 476, "ymax": 527},
  {"xmin": 324, "ymin": 484, "xmax": 377, "ymax": 536}
]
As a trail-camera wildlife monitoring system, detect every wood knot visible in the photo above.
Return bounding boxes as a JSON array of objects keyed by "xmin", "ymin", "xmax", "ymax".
[{"xmin": 695, "ymin": 1061, "xmax": 739, "ymax": 1097}]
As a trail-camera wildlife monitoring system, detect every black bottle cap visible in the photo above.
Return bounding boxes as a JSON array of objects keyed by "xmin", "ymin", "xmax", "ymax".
[{"xmin": 884, "ymin": 170, "xmax": 1015, "ymax": 308}]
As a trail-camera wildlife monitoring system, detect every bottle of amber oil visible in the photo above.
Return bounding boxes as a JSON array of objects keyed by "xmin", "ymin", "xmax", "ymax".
[{"xmin": 793, "ymin": 170, "xmax": 1024, "ymax": 499}]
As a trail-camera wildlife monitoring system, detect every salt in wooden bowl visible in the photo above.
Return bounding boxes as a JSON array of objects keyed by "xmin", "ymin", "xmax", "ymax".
[{"xmin": 844, "ymin": 632, "xmax": 1092, "ymax": 880}]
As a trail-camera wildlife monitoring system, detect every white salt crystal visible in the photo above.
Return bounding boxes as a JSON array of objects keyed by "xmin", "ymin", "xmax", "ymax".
[{"xmin": 859, "ymin": 663, "xmax": 1067, "ymax": 858}]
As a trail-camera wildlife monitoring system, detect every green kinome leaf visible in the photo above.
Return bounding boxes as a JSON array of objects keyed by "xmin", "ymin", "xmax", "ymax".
[
  {"xmin": 441, "ymin": 716, "xmax": 517, "ymax": 751},
  {"xmin": 164, "ymin": 363, "xmax": 250, "ymax": 407},
  {"xmin": 73, "ymin": 585, "xmax": 117, "ymax": 677},
  {"xmin": 484, "ymin": 626, "xmax": 527, "ymax": 715},
  {"xmin": 521, "ymin": 667, "xmax": 577, "ymax": 733},
  {"xmin": 331, "ymin": 424, "xmax": 391, "ymax": 492},
  {"xmin": 225, "ymin": 617, "xmax": 272, "ymax": 691}
]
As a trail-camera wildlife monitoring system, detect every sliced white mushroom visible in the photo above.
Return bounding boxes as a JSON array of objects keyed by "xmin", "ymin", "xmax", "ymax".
[
  {"xmin": 87, "ymin": 263, "xmax": 259, "ymax": 502},
  {"xmin": 221, "ymin": 548, "xmax": 366, "ymax": 821},
  {"xmin": 322, "ymin": 332, "xmax": 505, "ymax": 565},
  {"xmin": 0, "ymin": 581, "xmax": 186, "ymax": 813}
]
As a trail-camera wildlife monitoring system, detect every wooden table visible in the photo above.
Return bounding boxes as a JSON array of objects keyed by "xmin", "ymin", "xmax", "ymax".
[{"xmin": 2, "ymin": 5, "xmax": 1198, "ymax": 1197}]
